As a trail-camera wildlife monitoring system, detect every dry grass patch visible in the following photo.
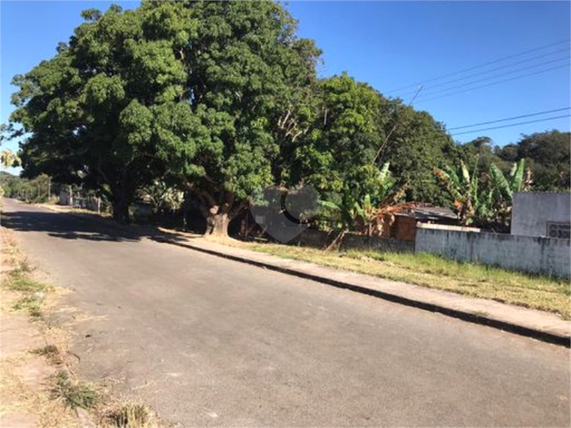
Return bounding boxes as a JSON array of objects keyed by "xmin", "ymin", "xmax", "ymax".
[
  {"xmin": 0, "ymin": 357, "xmax": 80, "ymax": 428},
  {"xmin": 1, "ymin": 226, "xmax": 161, "ymax": 428},
  {"xmin": 98, "ymin": 402, "xmax": 158, "ymax": 428}
]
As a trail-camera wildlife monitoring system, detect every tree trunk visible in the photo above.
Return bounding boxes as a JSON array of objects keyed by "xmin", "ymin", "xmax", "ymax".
[
  {"xmin": 194, "ymin": 191, "xmax": 245, "ymax": 237},
  {"xmin": 111, "ymin": 188, "xmax": 131, "ymax": 224},
  {"xmin": 205, "ymin": 208, "xmax": 230, "ymax": 237}
]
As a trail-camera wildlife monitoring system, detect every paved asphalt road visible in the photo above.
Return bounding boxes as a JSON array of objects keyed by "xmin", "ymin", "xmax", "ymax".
[{"xmin": 2, "ymin": 199, "xmax": 570, "ymax": 427}]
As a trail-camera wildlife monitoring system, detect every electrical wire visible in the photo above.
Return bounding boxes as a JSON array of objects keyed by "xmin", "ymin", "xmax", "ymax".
[
  {"xmin": 414, "ymin": 56, "xmax": 569, "ymax": 100},
  {"xmin": 395, "ymin": 50, "xmax": 570, "ymax": 99},
  {"xmin": 385, "ymin": 39, "xmax": 570, "ymax": 95},
  {"xmin": 416, "ymin": 63, "xmax": 570, "ymax": 104},
  {"xmin": 448, "ymin": 107, "xmax": 571, "ymax": 131},
  {"xmin": 451, "ymin": 115, "xmax": 571, "ymax": 136}
]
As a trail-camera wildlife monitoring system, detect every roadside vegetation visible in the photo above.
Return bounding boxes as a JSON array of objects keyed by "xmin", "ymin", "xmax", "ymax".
[
  {"xmin": 2, "ymin": 1, "xmax": 568, "ymax": 236},
  {"xmin": 206, "ymin": 236, "xmax": 570, "ymax": 319},
  {"xmin": 0, "ymin": 227, "xmax": 159, "ymax": 428}
]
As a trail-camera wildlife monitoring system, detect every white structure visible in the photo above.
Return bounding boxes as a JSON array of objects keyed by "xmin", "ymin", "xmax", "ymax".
[
  {"xmin": 511, "ymin": 192, "xmax": 570, "ymax": 238},
  {"xmin": 416, "ymin": 225, "xmax": 570, "ymax": 278}
]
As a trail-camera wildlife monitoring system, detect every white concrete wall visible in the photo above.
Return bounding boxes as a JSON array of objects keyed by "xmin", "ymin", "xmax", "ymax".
[
  {"xmin": 416, "ymin": 227, "xmax": 570, "ymax": 278},
  {"xmin": 511, "ymin": 192, "xmax": 570, "ymax": 237}
]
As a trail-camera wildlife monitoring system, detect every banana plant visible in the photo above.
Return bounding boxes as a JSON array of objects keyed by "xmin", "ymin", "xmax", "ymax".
[
  {"xmin": 350, "ymin": 194, "xmax": 377, "ymax": 236},
  {"xmin": 434, "ymin": 160, "xmax": 481, "ymax": 225},
  {"xmin": 348, "ymin": 162, "xmax": 410, "ymax": 235},
  {"xmin": 489, "ymin": 159, "xmax": 528, "ymax": 201},
  {"xmin": 488, "ymin": 159, "xmax": 532, "ymax": 229}
]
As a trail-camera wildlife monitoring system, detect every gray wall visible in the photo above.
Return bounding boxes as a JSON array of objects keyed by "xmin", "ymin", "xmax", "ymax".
[
  {"xmin": 416, "ymin": 227, "xmax": 570, "ymax": 278},
  {"xmin": 511, "ymin": 192, "xmax": 570, "ymax": 237}
]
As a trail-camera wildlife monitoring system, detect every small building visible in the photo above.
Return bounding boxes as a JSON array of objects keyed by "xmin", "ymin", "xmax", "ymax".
[
  {"xmin": 383, "ymin": 206, "xmax": 460, "ymax": 242},
  {"xmin": 511, "ymin": 192, "xmax": 570, "ymax": 238}
]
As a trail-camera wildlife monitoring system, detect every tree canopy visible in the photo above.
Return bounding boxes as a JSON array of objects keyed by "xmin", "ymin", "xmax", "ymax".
[
  {"xmin": 8, "ymin": 1, "xmax": 568, "ymax": 235},
  {"xmin": 495, "ymin": 131, "xmax": 570, "ymax": 191}
]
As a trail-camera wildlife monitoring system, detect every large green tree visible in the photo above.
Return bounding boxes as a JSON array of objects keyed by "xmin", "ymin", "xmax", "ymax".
[
  {"xmin": 147, "ymin": 1, "xmax": 321, "ymax": 235},
  {"xmin": 10, "ymin": 4, "xmax": 174, "ymax": 222},
  {"xmin": 377, "ymin": 101, "xmax": 457, "ymax": 204},
  {"xmin": 287, "ymin": 73, "xmax": 457, "ymax": 228},
  {"xmin": 10, "ymin": 1, "xmax": 320, "ymax": 230},
  {"xmin": 290, "ymin": 73, "xmax": 390, "ymax": 226}
]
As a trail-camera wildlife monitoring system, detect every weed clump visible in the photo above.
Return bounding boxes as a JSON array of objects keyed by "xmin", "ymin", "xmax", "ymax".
[
  {"xmin": 51, "ymin": 371, "xmax": 99, "ymax": 410},
  {"xmin": 102, "ymin": 403, "xmax": 155, "ymax": 428}
]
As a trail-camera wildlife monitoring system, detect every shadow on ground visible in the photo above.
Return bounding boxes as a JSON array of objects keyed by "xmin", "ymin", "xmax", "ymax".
[{"xmin": 1, "ymin": 209, "xmax": 193, "ymax": 245}]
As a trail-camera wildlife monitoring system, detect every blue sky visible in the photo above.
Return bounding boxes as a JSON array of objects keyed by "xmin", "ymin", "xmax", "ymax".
[{"xmin": 1, "ymin": 0, "xmax": 570, "ymax": 161}]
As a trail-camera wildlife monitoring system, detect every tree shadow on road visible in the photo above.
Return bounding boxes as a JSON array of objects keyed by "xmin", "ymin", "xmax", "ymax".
[{"xmin": 1, "ymin": 210, "xmax": 192, "ymax": 245}]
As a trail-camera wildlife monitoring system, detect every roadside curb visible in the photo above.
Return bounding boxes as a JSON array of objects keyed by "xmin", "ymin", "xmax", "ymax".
[
  {"xmin": 33, "ymin": 204, "xmax": 571, "ymax": 348},
  {"xmin": 153, "ymin": 236, "xmax": 571, "ymax": 348}
]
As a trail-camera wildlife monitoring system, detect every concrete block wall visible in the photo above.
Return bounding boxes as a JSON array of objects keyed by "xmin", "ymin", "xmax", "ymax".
[
  {"xmin": 416, "ymin": 227, "xmax": 571, "ymax": 278},
  {"xmin": 511, "ymin": 192, "xmax": 570, "ymax": 237}
]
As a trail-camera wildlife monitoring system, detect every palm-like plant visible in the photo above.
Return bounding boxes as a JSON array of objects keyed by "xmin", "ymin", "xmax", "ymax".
[
  {"xmin": 350, "ymin": 194, "xmax": 377, "ymax": 235},
  {"xmin": 434, "ymin": 159, "xmax": 491, "ymax": 225},
  {"xmin": 350, "ymin": 162, "xmax": 410, "ymax": 235},
  {"xmin": 489, "ymin": 159, "xmax": 529, "ymax": 201},
  {"xmin": 488, "ymin": 159, "xmax": 532, "ymax": 228}
]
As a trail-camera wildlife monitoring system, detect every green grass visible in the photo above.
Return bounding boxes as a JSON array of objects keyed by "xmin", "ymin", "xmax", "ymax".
[
  {"xmin": 212, "ymin": 238, "xmax": 571, "ymax": 319},
  {"xmin": 8, "ymin": 272, "xmax": 46, "ymax": 293},
  {"xmin": 4, "ymin": 260, "xmax": 52, "ymax": 318},
  {"xmin": 13, "ymin": 295, "xmax": 43, "ymax": 318},
  {"xmin": 51, "ymin": 371, "xmax": 99, "ymax": 410}
]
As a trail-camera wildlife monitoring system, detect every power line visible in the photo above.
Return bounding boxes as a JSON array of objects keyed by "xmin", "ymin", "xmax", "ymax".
[
  {"xmin": 385, "ymin": 39, "xmax": 570, "ymax": 95},
  {"xmin": 448, "ymin": 107, "xmax": 571, "ymax": 131},
  {"xmin": 416, "ymin": 63, "xmax": 570, "ymax": 104},
  {"xmin": 413, "ymin": 55, "xmax": 569, "ymax": 100},
  {"xmin": 394, "ymin": 49, "xmax": 570, "ymax": 99},
  {"xmin": 451, "ymin": 115, "xmax": 571, "ymax": 136}
]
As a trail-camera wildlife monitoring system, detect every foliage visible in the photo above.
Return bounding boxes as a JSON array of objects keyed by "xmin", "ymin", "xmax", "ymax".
[
  {"xmin": 1, "ymin": 149, "xmax": 21, "ymax": 168},
  {"xmin": 487, "ymin": 159, "xmax": 532, "ymax": 230},
  {"xmin": 143, "ymin": 180, "xmax": 184, "ymax": 215},
  {"xmin": 10, "ymin": 4, "xmax": 172, "ymax": 223},
  {"xmin": 434, "ymin": 159, "xmax": 491, "ymax": 225},
  {"xmin": 435, "ymin": 157, "xmax": 534, "ymax": 230},
  {"xmin": 51, "ymin": 371, "xmax": 99, "ymax": 410},
  {"xmin": 347, "ymin": 162, "xmax": 410, "ymax": 235},
  {"xmin": 7, "ymin": 0, "xmax": 567, "ymax": 235},
  {"xmin": 495, "ymin": 131, "xmax": 570, "ymax": 191},
  {"xmin": 292, "ymin": 74, "xmax": 397, "ymax": 227},
  {"xmin": 489, "ymin": 159, "xmax": 528, "ymax": 201},
  {"xmin": 377, "ymin": 102, "xmax": 457, "ymax": 204},
  {"xmin": 0, "ymin": 172, "xmax": 54, "ymax": 203}
]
